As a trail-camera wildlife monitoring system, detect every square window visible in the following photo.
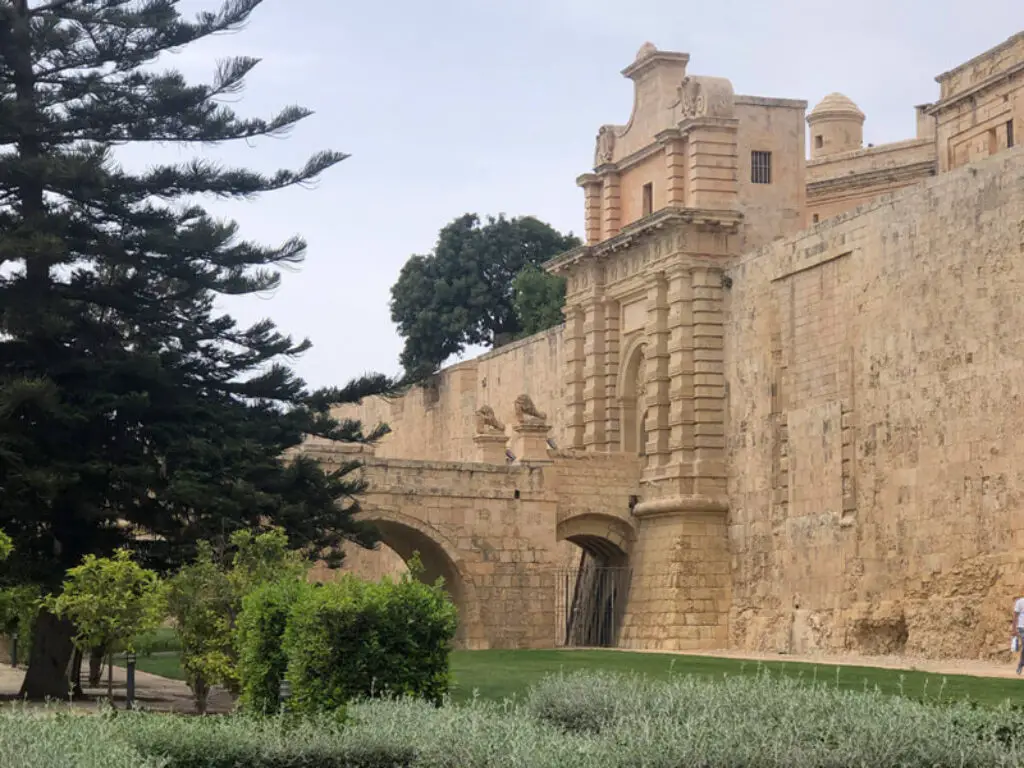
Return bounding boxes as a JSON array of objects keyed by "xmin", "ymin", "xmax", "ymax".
[
  {"xmin": 751, "ymin": 151, "xmax": 772, "ymax": 184},
  {"xmin": 814, "ymin": 135, "xmax": 823, "ymax": 149}
]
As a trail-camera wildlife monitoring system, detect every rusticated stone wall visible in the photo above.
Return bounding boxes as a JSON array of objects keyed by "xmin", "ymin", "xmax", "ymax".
[{"xmin": 725, "ymin": 146, "xmax": 1024, "ymax": 660}]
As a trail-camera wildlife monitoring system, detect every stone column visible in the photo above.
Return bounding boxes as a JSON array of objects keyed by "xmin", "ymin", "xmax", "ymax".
[
  {"xmin": 691, "ymin": 267, "xmax": 727, "ymax": 501},
  {"xmin": 600, "ymin": 171, "xmax": 621, "ymax": 241},
  {"xmin": 643, "ymin": 272, "xmax": 671, "ymax": 468},
  {"xmin": 603, "ymin": 299, "xmax": 621, "ymax": 451},
  {"xmin": 582, "ymin": 296, "xmax": 607, "ymax": 450}
]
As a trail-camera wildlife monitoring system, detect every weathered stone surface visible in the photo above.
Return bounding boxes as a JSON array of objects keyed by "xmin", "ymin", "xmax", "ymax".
[{"xmin": 311, "ymin": 33, "xmax": 1024, "ymax": 661}]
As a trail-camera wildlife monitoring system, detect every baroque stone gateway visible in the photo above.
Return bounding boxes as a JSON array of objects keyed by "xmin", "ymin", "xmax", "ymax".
[{"xmin": 309, "ymin": 32, "xmax": 1024, "ymax": 659}]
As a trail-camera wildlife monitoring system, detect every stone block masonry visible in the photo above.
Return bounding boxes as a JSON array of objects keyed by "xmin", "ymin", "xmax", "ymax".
[{"xmin": 726, "ymin": 146, "xmax": 1024, "ymax": 660}]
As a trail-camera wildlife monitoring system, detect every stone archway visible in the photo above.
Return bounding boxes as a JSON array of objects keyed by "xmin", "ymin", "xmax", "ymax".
[
  {"xmin": 556, "ymin": 514, "xmax": 635, "ymax": 647},
  {"xmin": 357, "ymin": 510, "xmax": 482, "ymax": 649}
]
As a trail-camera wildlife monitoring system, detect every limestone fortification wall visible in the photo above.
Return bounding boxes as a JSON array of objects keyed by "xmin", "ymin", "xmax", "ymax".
[
  {"xmin": 725, "ymin": 145, "xmax": 1024, "ymax": 660},
  {"xmin": 334, "ymin": 327, "xmax": 566, "ymax": 463}
]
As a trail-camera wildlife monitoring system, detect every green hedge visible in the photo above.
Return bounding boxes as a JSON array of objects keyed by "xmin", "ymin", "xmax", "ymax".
[
  {"xmin": 282, "ymin": 573, "xmax": 458, "ymax": 712},
  {"xmin": 5, "ymin": 672, "xmax": 1024, "ymax": 767},
  {"xmin": 235, "ymin": 579, "xmax": 312, "ymax": 713}
]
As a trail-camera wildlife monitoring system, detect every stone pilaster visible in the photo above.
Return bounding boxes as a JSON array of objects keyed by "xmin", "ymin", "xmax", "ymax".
[
  {"xmin": 563, "ymin": 304, "xmax": 586, "ymax": 449},
  {"xmin": 599, "ymin": 171, "xmax": 621, "ymax": 241},
  {"xmin": 582, "ymin": 296, "xmax": 607, "ymax": 450},
  {"xmin": 603, "ymin": 299, "xmax": 621, "ymax": 451},
  {"xmin": 644, "ymin": 272, "xmax": 671, "ymax": 468},
  {"xmin": 664, "ymin": 137, "xmax": 688, "ymax": 206},
  {"xmin": 691, "ymin": 267, "xmax": 727, "ymax": 501},
  {"xmin": 667, "ymin": 266, "xmax": 695, "ymax": 493},
  {"xmin": 578, "ymin": 174, "xmax": 604, "ymax": 245},
  {"xmin": 685, "ymin": 120, "xmax": 739, "ymax": 211}
]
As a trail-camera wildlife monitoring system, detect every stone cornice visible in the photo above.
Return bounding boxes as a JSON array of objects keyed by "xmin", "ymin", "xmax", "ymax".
[
  {"xmin": 734, "ymin": 95, "xmax": 808, "ymax": 110},
  {"xmin": 620, "ymin": 50, "xmax": 690, "ymax": 80},
  {"xmin": 806, "ymin": 137, "xmax": 933, "ymax": 168},
  {"xmin": 935, "ymin": 31, "xmax": 1024, "ymax": 84},
  {"xmin": 926, "ymin": 59, "xmax": 1024, "ymax": 113},
  {"xmin": 544, "ymin": 206, "xmax": 743, "ymax": 275},
  {"xmin": 807, "ymin": 160, "xmax": 936, "ymax": 198},
  {"xmin": 576, "ymin": 172, "xmax": 601, "ymax": 187}
]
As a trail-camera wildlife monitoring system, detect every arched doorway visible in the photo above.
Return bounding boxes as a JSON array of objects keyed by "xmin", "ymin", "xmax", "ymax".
[
  {"xmin": 619, "ymin": 341, "xmax": 648, "ymax": 456},
  {"xmin": 555, "ymin": 515, "xmax": 634, "ymax": 648}
]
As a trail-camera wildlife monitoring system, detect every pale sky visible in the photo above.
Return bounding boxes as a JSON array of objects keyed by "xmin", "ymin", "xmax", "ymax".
[{"xmin": 145, "ymin": 1, "xmax": 1022, "ymax": 389}]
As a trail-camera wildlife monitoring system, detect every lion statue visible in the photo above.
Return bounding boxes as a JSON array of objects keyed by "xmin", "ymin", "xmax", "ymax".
[
  {"xmin": 513, "ymin": 394, "xmax": 547, "ymax": 426},
  {"xmin": 475, "ymin": 405, "xmax": 505, "ymax": 435}
]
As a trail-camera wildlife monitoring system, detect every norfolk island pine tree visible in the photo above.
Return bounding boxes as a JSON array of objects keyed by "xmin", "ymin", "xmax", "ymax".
[{"xmin": 0, "ymin": 0, "xmax": 399, "ymax": 699}]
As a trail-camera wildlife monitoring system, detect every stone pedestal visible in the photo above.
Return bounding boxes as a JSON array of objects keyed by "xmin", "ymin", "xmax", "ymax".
[
  {"xmin": 512, "ymin": 423, "xmax": 552, "ymax": 463},
  {"xmin": 473, "ymin": 433, "xmax": 508, "ymax": 464}
]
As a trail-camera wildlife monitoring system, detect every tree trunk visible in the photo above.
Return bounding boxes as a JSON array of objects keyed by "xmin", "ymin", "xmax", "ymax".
[
  {"xmin": 106, "ymin": 652, "xmax": 113, "ymax": 704},
  {"xmin": 19, "ymin": 610, "xmax": 75, "ymax": 700},
  {"xmin": 88, "ymin": 646, "xmax": 104, "ymax": 687},
  {"xmin": 194, "ymin": 675, "xmax": 208, "ymax": 715},
  {"xmin": 69, "ymin": 647, "xmax": 84, "ymax": 698}
]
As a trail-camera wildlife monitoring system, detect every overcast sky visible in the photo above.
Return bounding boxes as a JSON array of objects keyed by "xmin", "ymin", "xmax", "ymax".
[{"xmin": 151, "ymin": 0, "xmax": 1022, "ymax": 390}]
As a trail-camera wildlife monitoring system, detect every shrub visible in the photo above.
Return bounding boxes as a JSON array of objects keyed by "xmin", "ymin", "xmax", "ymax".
[
  {"xmin": 236, "ymin": 578, "xmax": 313, "ymax": 713},
  {"xmin": 283, "ymin": 569, "xmax": 458, "ymax": 712}
]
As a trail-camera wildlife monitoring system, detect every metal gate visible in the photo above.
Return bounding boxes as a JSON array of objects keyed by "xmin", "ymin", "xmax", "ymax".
[{"xmin": 555, "ymin": 552, "xmax": 632, "ymax": 647}]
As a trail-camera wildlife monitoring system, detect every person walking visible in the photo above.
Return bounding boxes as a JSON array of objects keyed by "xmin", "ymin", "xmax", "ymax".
[{"xmin": 1013, "ymin": 596, "xmax": 1024, "ymax": 675}]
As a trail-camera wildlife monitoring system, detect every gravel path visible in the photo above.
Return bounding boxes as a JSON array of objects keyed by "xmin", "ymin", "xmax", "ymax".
[{"xmin": 0, "ymin": 662, "xmax": 234, "ymax": 713}]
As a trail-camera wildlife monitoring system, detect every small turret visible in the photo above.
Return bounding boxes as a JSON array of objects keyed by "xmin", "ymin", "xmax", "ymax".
[{"xmin": 807, "ymin": 93, "xmax": 865, "ymax": 158}]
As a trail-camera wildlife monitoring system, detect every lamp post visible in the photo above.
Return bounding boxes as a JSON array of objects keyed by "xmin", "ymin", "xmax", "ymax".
[
  {"xmin": 278, "ymin": 678, "xmax": 292, "ymax": 711},
  {"xmin": 10, "ymin": 632, "xmax": 17, "ymax": 668},
  {"xmin": 125, "ymin": 651, "xmax": 136, "ymax": 710}
]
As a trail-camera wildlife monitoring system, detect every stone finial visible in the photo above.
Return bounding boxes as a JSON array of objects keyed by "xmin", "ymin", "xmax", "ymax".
[
  {"xmin": 594, "ymin": 124, "xmax": 616, "ymax": 166},
  {"xmin": 475, "ymin": 405, "xmax": 505, "ymax": 436},
  {"xmin": 636, "ymin": 42, "xmax": 658, "ymax": 60}
]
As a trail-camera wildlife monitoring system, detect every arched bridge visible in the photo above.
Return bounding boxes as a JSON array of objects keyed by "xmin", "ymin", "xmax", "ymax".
[{"xmin": 299, "ymin": 440, "xmax": 641, "ymax": 649}]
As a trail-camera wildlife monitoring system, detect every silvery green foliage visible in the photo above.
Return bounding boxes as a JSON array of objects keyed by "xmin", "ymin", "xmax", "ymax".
[{"xmin": 2, "ymin": 672, "xmax": 1023, "ymax": 767}]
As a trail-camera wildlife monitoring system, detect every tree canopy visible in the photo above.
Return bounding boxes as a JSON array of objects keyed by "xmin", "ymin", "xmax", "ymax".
[
  {"xmin": 389, "ymin": 214, "xmax": 579, "ymax": 378},
  {"xmin": 0, "ymin": 0, "xmax": 396, "ymax": 699}
]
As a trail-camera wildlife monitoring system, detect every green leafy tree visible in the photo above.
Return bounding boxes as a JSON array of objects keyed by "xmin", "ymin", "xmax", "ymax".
[
  {"xmin": 0, "ymin": 530, "xmax": 10, "ymax": 561},
  {"xmin": 166, "ymin": 542, "xmax": 237, "ymax": 715},
  {"xmin": 390, "ymin": 214, "xmax": 579, "ymax": 378},
  {"xmin": 512, "ymin": 266, "xmax": 568, "ymax": 338},
  {"xmin": 168, "ymin": 528, "xmax": 310, "ymax": 713},
  {"xmin": 0, "ymin": 1, "xmax": 398, "ymax": 700},
  {"xmin": 47, "ymin": 549, "xmax": 164, "ymax": 701}
]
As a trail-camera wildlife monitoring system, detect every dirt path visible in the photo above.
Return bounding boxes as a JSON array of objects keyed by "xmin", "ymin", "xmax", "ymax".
[
  {"xmin": 0, "ymin": 663, "xmax": 233, "ymax": 713},
  {"xmin": 584, "ymin": 646, "xmax": 1024, "ymax": 680}
]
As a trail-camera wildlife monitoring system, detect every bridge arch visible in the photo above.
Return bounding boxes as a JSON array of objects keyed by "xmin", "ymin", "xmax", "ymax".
[
  {"xmin": 356, "ymin": 508, "xmax": 481, "ymax": 648},
  {"xmin": 556, "ymin": 513, "xmax": 635, "ymax": 647},
  {"xmin": 557, "ymin": 512, "xmax": 634, "ymax": 567}
]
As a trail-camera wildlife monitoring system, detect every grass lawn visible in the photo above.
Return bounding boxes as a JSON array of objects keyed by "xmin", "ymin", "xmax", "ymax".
[{"xmin": 133, "ymin": 648, "xmax": 1024, "ymax": 707}]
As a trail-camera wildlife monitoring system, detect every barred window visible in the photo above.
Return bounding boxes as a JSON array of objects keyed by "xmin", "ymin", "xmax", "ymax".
[{"xmin": 751, "ymin": 150, "xmax": 772, "ymax": 184}]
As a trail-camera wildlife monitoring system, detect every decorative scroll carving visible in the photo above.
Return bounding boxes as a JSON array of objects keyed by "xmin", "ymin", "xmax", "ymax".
[
  {"xmin": 475, "ymin": 405, "xmax": 505, "ymax": 435},
  {"xmin": 514, "ymin": 394, "xmax": 547, "ymax": 426},
  {"xmin": 676, "ymin": 76, "xmax": 734, "ymax": 121},
  {"xmin": 595, "ymin": 125, "xmax": 616, "ymax": 166}
]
